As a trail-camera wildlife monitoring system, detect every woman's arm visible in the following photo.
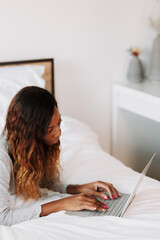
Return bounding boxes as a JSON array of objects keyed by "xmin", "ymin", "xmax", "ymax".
[
  {"xmin": 40, "ymin": 193, "xmax": 108, "ymax": 217},
  {"xmin": 40, "ymin": 199, "xmax": 64, "ymax": 216},
  {"xmin": 0, "ymin": 148, "xmax": 42, "ymax": 226}
]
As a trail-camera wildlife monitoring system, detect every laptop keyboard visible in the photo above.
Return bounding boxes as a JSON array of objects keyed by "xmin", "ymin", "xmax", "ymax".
[
  {"xmin": 90, "ymin": 193, "xmax": 130, "ymax": 217},
  {"xmin": 65, "ymin": 193, "xmax": 130, "ymax": 217}
]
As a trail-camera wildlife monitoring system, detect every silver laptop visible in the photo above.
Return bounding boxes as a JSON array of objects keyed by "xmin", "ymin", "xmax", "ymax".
[{"xmin": 65, "ymin": 153, "xmax": 156, "ymax": 217}]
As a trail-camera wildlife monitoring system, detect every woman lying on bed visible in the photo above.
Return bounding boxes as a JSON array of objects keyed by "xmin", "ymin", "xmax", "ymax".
[{"xmin": 0, "ymin": 86, "xmax": 120, "ymax": 226}]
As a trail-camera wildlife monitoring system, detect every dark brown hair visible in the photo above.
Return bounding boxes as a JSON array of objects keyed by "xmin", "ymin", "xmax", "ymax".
[{"xmin": 4, "ymin": 86, "xmax": 61, "ymax": 199}]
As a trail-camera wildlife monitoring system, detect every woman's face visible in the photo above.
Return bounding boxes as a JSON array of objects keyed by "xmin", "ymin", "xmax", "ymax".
[{"xmin": 43, "ymin": 107, "xmax": 61, "ymax": 145}]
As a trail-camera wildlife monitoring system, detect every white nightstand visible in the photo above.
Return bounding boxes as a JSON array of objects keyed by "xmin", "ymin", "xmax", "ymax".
[{"xmin": 111, "ymin": 80, "xmax": 160, "ymax": 156}]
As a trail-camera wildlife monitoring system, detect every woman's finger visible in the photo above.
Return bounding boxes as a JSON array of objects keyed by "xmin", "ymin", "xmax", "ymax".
[
  {"xmin": 93, "ymin": 198, "xmax": 108, "ymax": 212},
  {"xmin": 108, "ymin": 183, "xmax": 121, "ymax": 198},
  {"xmin": 81, "ymin": 195, "xmax": 108, "ymax": 212},
  {"xmin": 86, "ymin": 201, "xmax": 108, "ymax": 213},
  {"xmin": 105, "ymin": 185, "xmax": 114, "ymax": 199},
  {"xmin": 110, "ymin": 186, "xmax": 120, "ymax": 199},
  {"xmin": 95, "ymin": 181, "xmax": 120, "ymax": 199},
  {"xmin": 90, "ymin": 190, "xmax": 109, "ymax": 200}
]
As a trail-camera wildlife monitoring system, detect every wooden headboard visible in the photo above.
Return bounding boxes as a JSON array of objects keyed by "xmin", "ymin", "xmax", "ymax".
[{"xmin": 0, "ymin": 58, "xmax": 54, "ymax": 94}]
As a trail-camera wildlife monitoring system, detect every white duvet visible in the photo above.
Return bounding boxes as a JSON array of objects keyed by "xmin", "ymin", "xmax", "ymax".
[{"xmin": 0, "ymin": 116, "xmax": 160, "ymax": 240}]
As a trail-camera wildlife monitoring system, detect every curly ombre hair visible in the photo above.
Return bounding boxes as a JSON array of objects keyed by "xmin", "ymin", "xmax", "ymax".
[{"xmin": 4, "ymin": 86, "xmax": 61, "ymax": 200}]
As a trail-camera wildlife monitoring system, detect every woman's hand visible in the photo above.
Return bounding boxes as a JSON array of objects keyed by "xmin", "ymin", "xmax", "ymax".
[
  {"xmin": 61, "ymin": 193, "xmax": 108, "ymax": 212},
  {"xmin": 67, "ymin": 181, "xmax": 120, "ymax": 200},
  {"xmin": 40, "ymin": 193, "xmax": 108, "ymax": 216}
]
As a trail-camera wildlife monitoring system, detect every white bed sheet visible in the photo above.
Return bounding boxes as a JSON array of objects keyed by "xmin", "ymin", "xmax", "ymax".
[{"xmin": 0, "ymin": 116, "xmax": 160, "ymax": 240}]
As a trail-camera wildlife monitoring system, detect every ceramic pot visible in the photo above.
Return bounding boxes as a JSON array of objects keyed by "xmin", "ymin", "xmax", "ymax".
[
  {"xmin": 127, "ymin": 56, "xmax": 143, "ymax": 83},
  {"xmin": 149, "ymin": 35, "xmax": 160, "ymax": 83}
]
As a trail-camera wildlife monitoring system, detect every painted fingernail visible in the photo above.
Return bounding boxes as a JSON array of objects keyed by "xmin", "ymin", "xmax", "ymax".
[
  {"xmin": 103, "ymin": 195, "xmax": 108, "ymax": 200},
  {"xmin": 102, "ymin": 203, "xmax": 108, "ymax": 209},
  {"xmin": 92, "ymin": 207, "xmax": 96, "ymax": 210},
  {"xmin": 111, "ymin": 195, "xmax": 113, "ymax": 199},
  {"xmin": 103, "ymin": 206, "xmax": 108, "ymax": 209},
  {"xmin": 102, "ymin": 208, "xmax": 107, "ymax": 212}
]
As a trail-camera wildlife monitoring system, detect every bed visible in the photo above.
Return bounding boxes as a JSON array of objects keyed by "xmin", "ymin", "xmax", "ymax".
[{"xmin": 0, "ymin": 58, "xmax": 160, "ymax": 240}]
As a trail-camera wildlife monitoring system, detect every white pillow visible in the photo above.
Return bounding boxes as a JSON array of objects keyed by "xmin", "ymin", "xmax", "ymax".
[
  {"xmin": 0, "ymin": 65, "xmax": 45, "ymax": 133},
  {"xmin": 0, "ymin": 65, "xmax": 45, "ymax": 87}
]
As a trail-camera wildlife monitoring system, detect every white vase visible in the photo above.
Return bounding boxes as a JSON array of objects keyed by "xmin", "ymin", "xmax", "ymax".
[
  {"xmin": 127, "ymin": 56, "xmax": 143, "ymax": 83},
  {"xmin": 149, "ymin": 35, "xmax": 160, "ymax": 83}
]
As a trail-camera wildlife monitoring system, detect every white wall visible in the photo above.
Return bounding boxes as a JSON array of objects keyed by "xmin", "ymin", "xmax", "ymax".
[{"xmin": 0, "ymin": 0, "xmax": 160, "ymax": 154}]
